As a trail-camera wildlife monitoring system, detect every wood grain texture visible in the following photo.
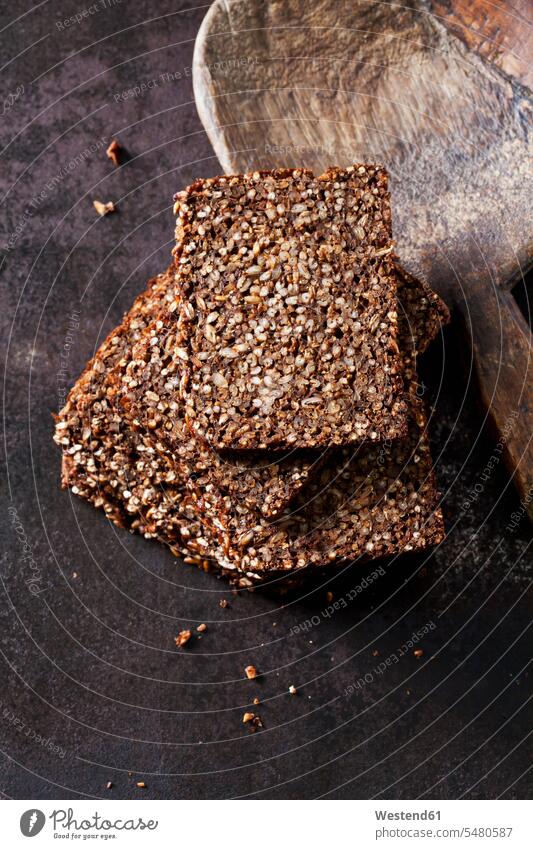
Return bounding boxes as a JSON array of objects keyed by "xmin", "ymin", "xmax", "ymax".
[
  {"xmin": 429, "ymin": 0, "xmax": 533, "ymax": 88},
  {"xmin": 193, "ymin": 0, "xmax": 533, "ymax": 517}
]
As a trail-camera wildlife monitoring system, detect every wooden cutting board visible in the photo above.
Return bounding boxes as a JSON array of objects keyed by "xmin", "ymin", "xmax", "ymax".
[{"xmin": 192, "ymin": 0, "xmax": 533, "ymax": 518}]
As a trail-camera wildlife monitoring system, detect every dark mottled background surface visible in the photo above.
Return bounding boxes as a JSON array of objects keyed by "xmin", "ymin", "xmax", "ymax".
[{"xmin": 1, "ymin": 0, "xmax": 531, "ymax": 800}]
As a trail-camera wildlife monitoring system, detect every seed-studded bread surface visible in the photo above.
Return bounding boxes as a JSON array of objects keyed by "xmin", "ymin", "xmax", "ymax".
[
  {"xmin": 275, "ymin": 394, "xmax": 443, "ymax": 573},
  {"xmin": 55, "ymin": 263, "xmax": 447, "ymax": 586},
  {"xmin": 53, "ymin": 270, "xmax": 244, "ymax": 578},
  {"xmin": 116, "ymin": 261, "xmax": 445, "ymax": 542},
  {"xmin": 394, "ymin": 262, "xmax": 449, "ymax": 359},
  {"xmin": 53, "ymin": 270, "xmax": 202, "ymax": 555},
  {"xmin": 172, "ymin": 166, "xmax": 407, "ymax": 450},
  {"xmin": 57, "ymin": 267, "xmax": 323, "ymax": 534},
  {"xmin": 183, "ymin": 270, "xmax": 449, "ymax": 579},
  {"xmin": 117, "ymin": 329, "xmax": 327, "ymax": 528}
]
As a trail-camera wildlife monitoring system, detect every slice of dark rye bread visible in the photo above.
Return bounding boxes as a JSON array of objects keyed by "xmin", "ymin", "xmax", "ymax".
[
  {"xmin": 54, "ymin": 264, "xmax": 449, "ymax": 585},
  {"xmin": 56, "ymin": 268, "xmax": 324, "ymax": 526},
  {"xmin": 54, "ymin": 270, "xmax": 213, "ymax": 559},
  {"xmin": 169, "ymin": 166, "xmax": 408, "ymax": 451}
]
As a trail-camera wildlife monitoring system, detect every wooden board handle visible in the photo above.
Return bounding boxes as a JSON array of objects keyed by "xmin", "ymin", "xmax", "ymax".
[
  {"xmin": 429, "ymin": 0, "xmax": 533, "ymax": 89},
  {"xmin": 455, "ymin": 285, "xmax": 533, "ymax": 521}
]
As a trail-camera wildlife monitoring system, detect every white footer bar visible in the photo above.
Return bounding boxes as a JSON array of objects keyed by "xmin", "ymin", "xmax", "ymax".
[{"xmin": 3, "ymin": 799, "xmax": 530, "ymax": 848}]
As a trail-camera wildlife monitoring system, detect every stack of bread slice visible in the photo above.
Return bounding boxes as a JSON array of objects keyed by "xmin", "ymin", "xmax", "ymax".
[{"xmin": 54, "ymin": 165, "xmax": 449, "ymax": 588}]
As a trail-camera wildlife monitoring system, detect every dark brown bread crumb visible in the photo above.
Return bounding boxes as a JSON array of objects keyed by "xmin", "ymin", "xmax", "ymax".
[
  {"xmin": 175, "ymin": 630, "xmax": 192, "ymax": 647},
  {"xmin": 93, "ymin": 200, "xmax": 115, "ymax": 216},
  {"xmin": 243, "ymin": 712, "xmax": 263, "ymax": 730},
  {"xmin": 106, "ymin": 139, "xmax": 122, "ymax": 166}
]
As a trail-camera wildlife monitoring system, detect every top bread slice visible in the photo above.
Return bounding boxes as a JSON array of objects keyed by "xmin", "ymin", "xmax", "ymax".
[{"xmin": 171, "ymin": 165, "xmax": 407, "ymax": 450}]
